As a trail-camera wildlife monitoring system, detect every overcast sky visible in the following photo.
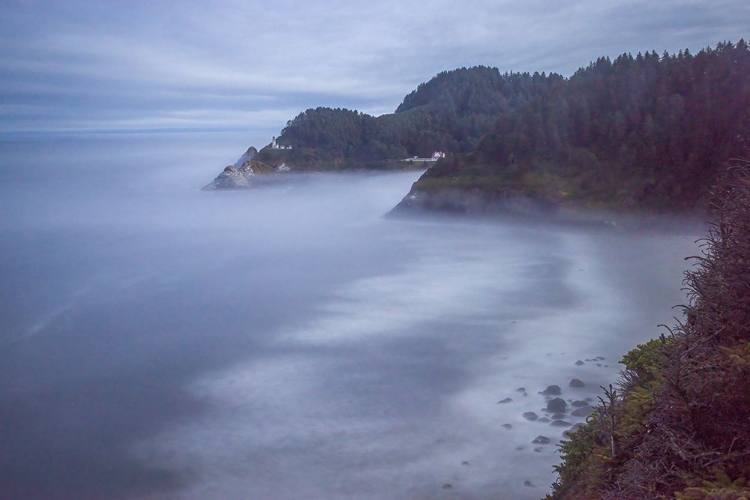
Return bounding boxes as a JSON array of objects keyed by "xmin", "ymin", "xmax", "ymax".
[{"xmin": 1, "ymin": 0, "xmax": 748, "ymax": 146}]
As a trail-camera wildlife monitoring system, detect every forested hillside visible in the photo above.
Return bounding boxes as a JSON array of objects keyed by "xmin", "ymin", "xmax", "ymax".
[
  {"xmin": 547, "ymin": 161, "xmax": 750, "ymax": 499},
  {"xmin": 259, "ymin": 67, "xmax": 554, "ymax": 169},
  {"xmin": 254, "ymin": 41, "xmax": 750, "ymax": 213},
  {"xmin": 406, "ymin": 41, "xmax": 750, "ymax": 212}
]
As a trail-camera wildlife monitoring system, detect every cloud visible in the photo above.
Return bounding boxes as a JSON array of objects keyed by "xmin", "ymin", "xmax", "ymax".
[{"xmin": 1, "ymin": 0, "xmax": 748, "ymax": 136}]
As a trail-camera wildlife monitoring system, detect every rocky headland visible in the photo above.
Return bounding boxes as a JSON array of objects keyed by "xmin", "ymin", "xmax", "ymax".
[{"xmin": 201, "ymin": 146, "xmax": 295, "ymax": 190}]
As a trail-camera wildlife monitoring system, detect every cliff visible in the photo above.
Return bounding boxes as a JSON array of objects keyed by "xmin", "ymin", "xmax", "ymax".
[{"xmin": 201, "ymin": 147, "xmax": 286, "ymax": 190}]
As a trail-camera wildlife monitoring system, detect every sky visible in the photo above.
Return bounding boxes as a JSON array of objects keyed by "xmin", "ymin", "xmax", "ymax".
[{"xmin": 1, "ymin": 0, "xmax": 748, "ymax": 146}]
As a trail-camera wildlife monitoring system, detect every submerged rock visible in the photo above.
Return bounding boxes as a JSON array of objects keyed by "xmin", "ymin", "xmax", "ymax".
[
  {"xmin": 546, "ymin": 398, "xmax": 567, "ymax": 413},
  {"xmin": 550, "ymin": 419, "xmax": 573, "ymax": 427},
  {"xmin": 571, "ymin": 405, "xmax": 594, "ymax": 417},
  {"xmin": 532, "ymin": 435, "xmax": 551, "ymax": 444},
  {"xmin": 569, "ymin": 378, "xmax": 586, "ymax": 388},
  {"xmin": 541, "ymin": 385, "xmax": 562, "ymax": 395}
]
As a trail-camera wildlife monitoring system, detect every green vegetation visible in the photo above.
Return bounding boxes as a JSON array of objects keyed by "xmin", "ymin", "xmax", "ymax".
[
  {"xmin": 421, "ymin": 41, "xmax": 750, "ymax": 212},
  {"xmin": 546, "ymin": 161, "xmax": 750, "ymax": 499},
  {"xmin": 267, "ymin": 66, "xmax": 556, "ymax": 170},
  {"xmin": 267, "ymin": 41, "xmax": 750, "ymax": 213}
]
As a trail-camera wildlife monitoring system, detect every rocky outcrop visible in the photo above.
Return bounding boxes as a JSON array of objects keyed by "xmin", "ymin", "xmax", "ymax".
[
  {"xmin": 203, "ymin": 165, "xmax": 252, "ymax": 190},
  {"xmin": 389, "ymin": 186, "xmax": 626, "ymax": 229},
  {"xmin": 390, "ymin": 187, "xmax": 558, "ymax": 217},
  {"xmin": 202, "ymin": 146, "xmax": 285, "ymax": 190},
  {"xmin": 546, "ymin": 398, "xmax": 567, "ymax": 413},
  {"xmin": 233, "ymin": 146, "xmax": 258, "ymax": 168}
]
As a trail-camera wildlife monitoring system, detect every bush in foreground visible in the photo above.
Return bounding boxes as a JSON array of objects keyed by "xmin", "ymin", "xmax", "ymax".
[{"xmin": 546, "ymin": 161, "xmax": 750, "ymax": 499}]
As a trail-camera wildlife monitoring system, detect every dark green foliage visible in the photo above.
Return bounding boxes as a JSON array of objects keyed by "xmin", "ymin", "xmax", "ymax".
[
  {"xmin": 270, "ymin": 42, "xmax": 749, "ymax": 210},
  {"xmin": 424, "ymin": 41, "xmax": 750, "ymax": 212},
  {"xmin": 546, "ymin": 161, "xmax": 750, "ymax": 499},
  {"xmin": 274, "ymin": 67, "xmax": 557, "ymax": 168},
  {"xmin": 620, "ymin": 337, "xmax": 667, "ymax": 385},
  {"xmin": 549, "ymin": 418, "xmax": 607, "ymax": 499}
]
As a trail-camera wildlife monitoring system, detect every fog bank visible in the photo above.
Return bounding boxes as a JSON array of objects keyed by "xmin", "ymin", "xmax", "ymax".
[{"xmin": 0, "ymin": 135, "xmax": 701, "ymax": 499}]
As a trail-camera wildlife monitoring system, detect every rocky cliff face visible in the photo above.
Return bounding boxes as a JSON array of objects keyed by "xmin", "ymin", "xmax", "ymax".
[
  {"xmin": 202, "ymin": 147, "xmax": 286, "ymax": 190},
  {"xmin": 233, "ymin": 146, "xmax": 258, "ymax": 168},
  {"xmin": 391, "ymin": 186, "xmax": 557, "ymax": 216},
  {"xmin": 201, "ymin": 159, "xmax": 280, "ymax": 190}
]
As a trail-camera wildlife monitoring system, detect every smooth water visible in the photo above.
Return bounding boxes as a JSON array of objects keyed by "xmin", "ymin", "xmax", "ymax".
[{"xmin": 0, "ymin": 135, "xmax": 701, "ymax": 499}]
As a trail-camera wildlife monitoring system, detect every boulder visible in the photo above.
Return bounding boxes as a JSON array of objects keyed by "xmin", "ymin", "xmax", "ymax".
[
  {"xmin": 532, "ymin": 435, "xmax": 551, "ymax": 444},
  {"xmin": 569, "ymin": 378, "xmax": 585, "ymax": 388},
  {"xmin": 550, "ymin": 420, "xmax": 573, "ymax": 427},
  {"xmin": 541, "ymin": 385, "xmax": 562, "ymax": 395},
  {"xmin": 523, "ymin": 412, "xmax": 539, "ymax": 421},
  {"xmin": 571, "ymin": 405, "xmax": 594, "ymax": 417},
  {"xmin": 546, "ymin": 398, "xmax": 567, "ymax": 413}
]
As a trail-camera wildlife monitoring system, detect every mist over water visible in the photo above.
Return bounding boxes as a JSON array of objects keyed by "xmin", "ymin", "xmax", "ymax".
[{"xmin": 0, "ymin": 135, "xmax": 701, "ymax": 499}]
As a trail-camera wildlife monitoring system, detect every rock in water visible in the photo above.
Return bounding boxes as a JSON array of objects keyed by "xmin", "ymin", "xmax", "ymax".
[
  {"xmin": 541, "ymin": 385, "xmax": 562, "ymax": 395},
  {"xmin": 571, "ymin": 405, "xmax": 594, "ymax": 417},
  {"xmin": 550, "ymin": 420, "xmax": 573, "ymax": 427},
  {"xmin": 546, "ymin": 398, "xmax": 567, "ymax": 413}
]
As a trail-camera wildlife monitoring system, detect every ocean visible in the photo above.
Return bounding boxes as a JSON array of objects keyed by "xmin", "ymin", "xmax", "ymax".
[{"xmin": 0, "ymin": 134, "xmax": 701, "ymax": 499}]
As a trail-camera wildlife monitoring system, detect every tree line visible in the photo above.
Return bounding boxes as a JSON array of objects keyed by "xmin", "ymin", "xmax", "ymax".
[{"xmin": 273, "ymin": 41, "xmax": 750, "ymax": 210}]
